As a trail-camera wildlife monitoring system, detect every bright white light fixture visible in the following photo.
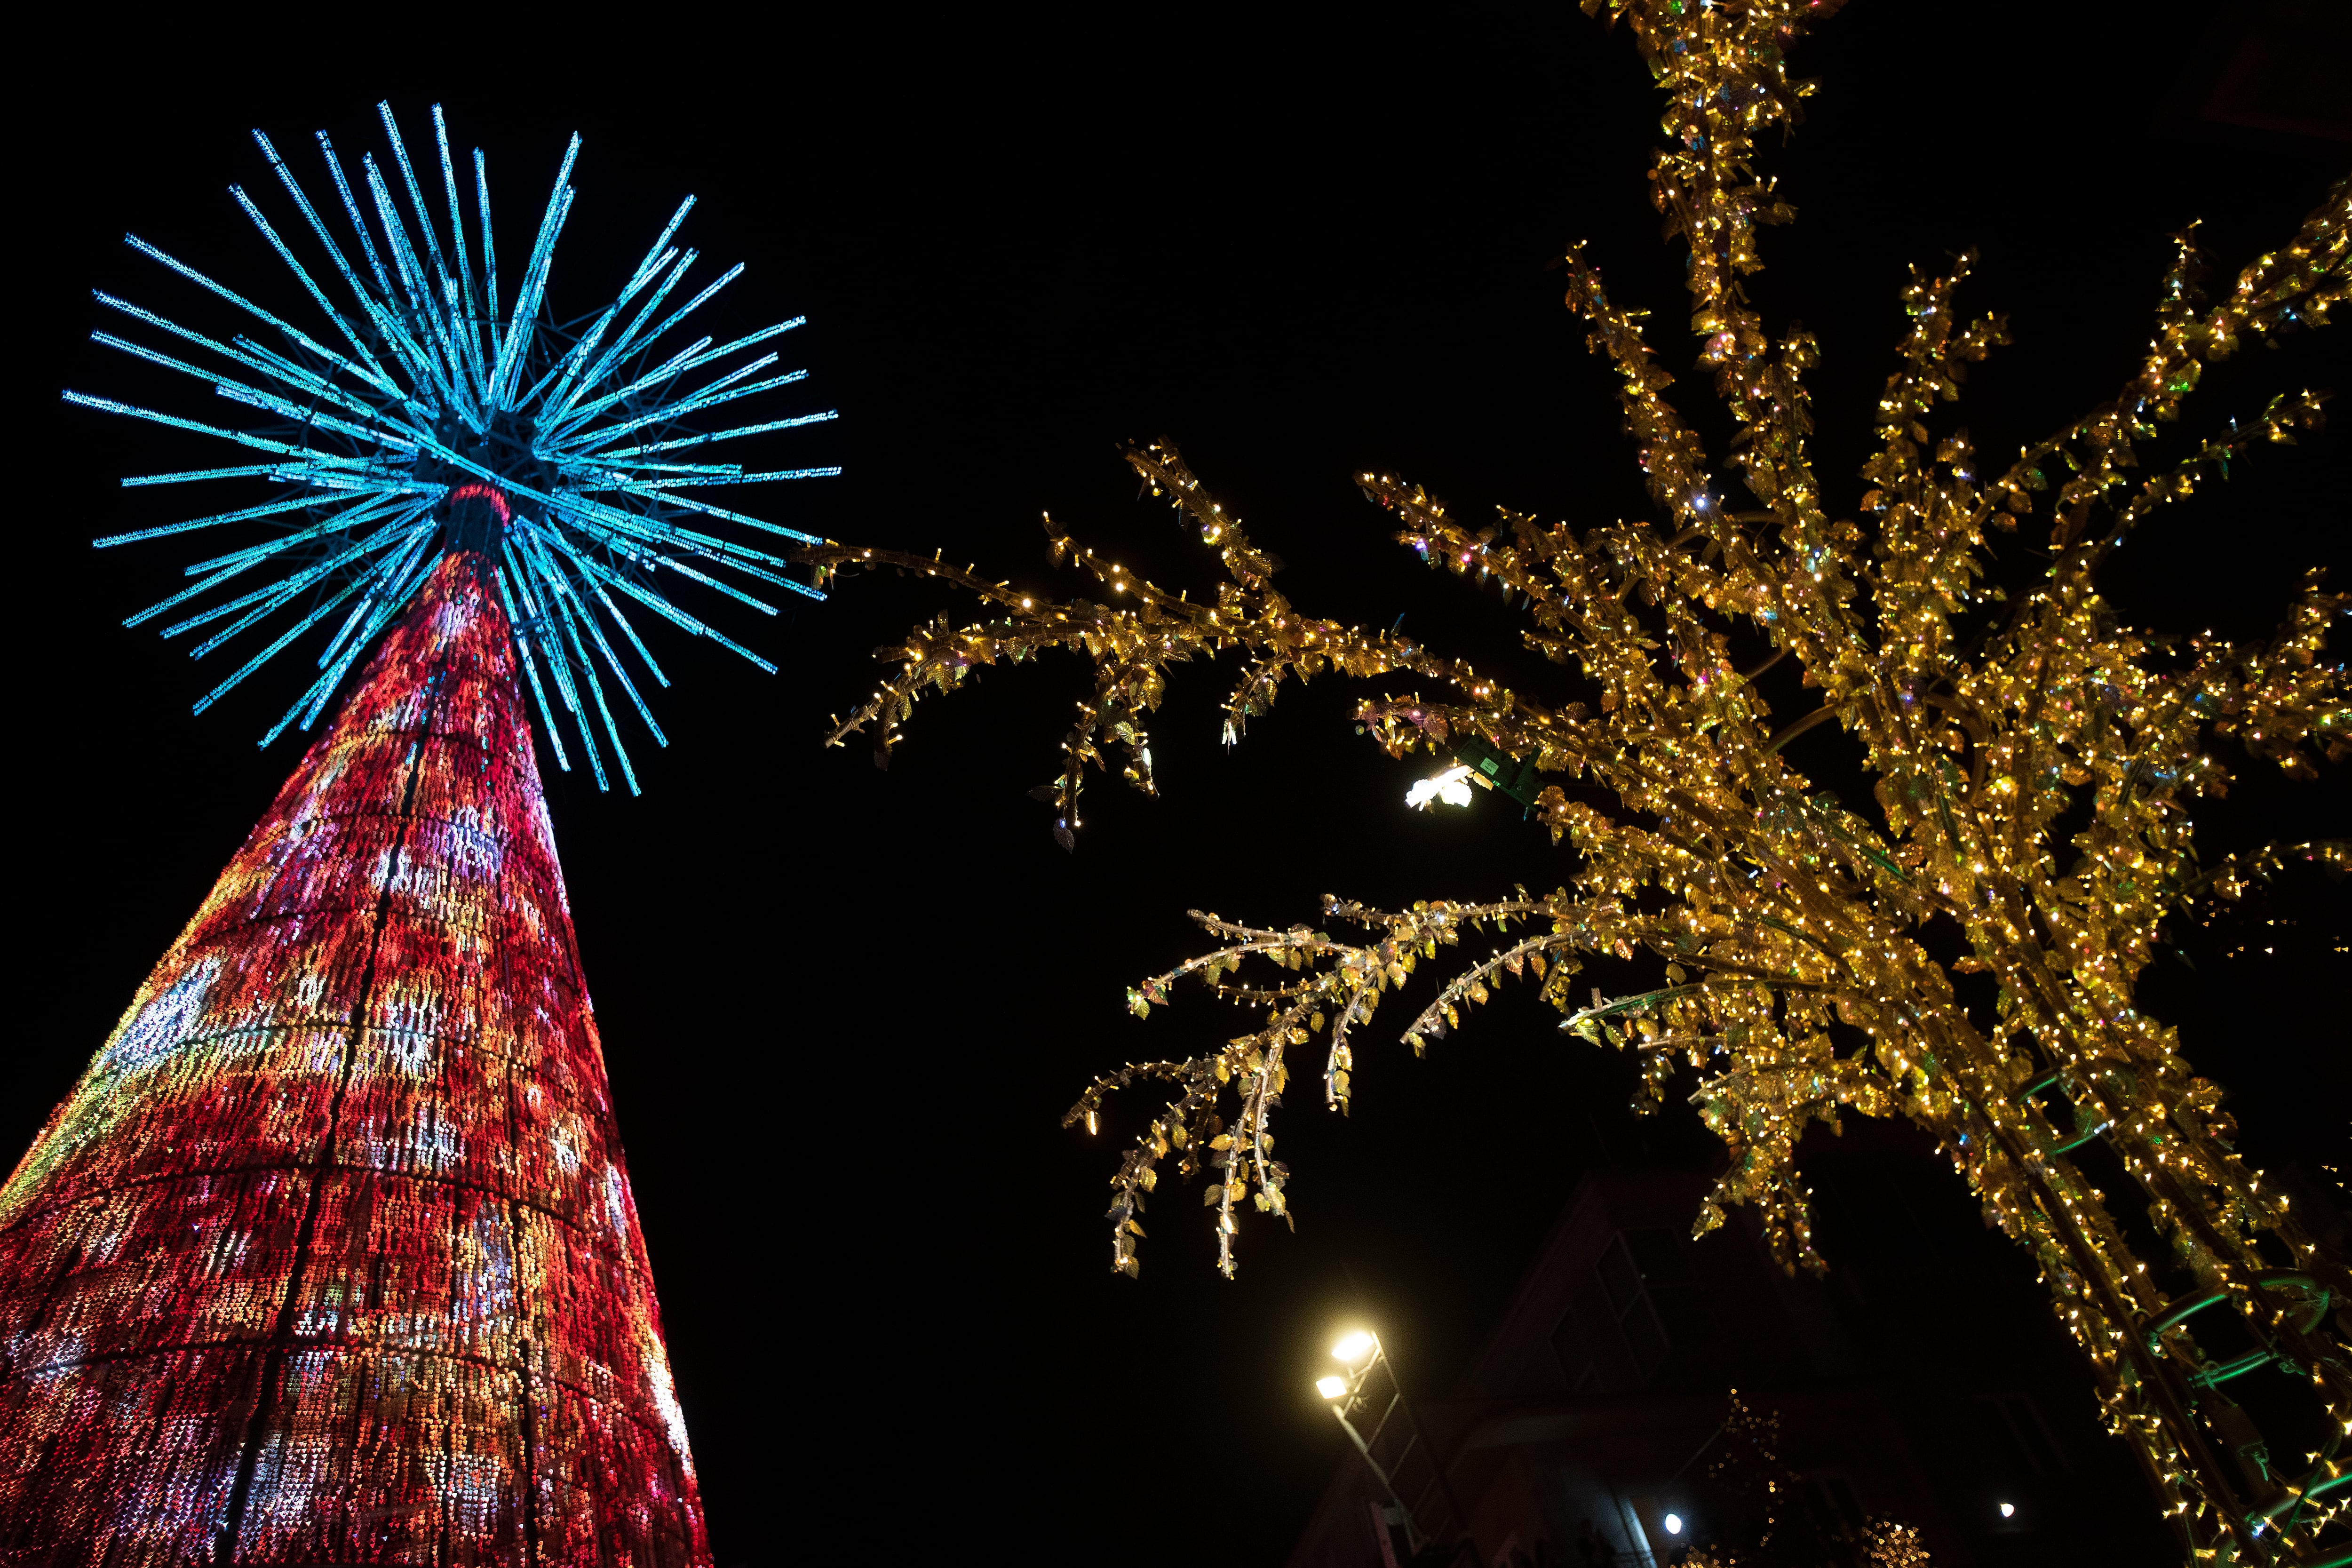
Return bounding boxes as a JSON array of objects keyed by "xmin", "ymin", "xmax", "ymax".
[
  {"xmin": 1663, "ymin": 1513, "xmax": 1683, "ymax": 1536},
  {"xmin": 1315, "ymin": 1376, "xmax": 1349, "ymax": 1400},
  {"xmin": 1332, "ymin": 1332, "xmax": 1377, "ymax": 1363},
  {"xmin": 1406, "ymin": 765, "xmax": 1474, "ymax": 811},
  {"xmin": 1999, "ymin": 1503, "xmax": 2015, "ymax": 1519}
]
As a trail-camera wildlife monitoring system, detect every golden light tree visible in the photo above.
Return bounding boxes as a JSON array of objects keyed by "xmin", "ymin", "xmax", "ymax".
[{"xmin": 790, "ymin": 1, "xmax": 2349, "ymax": 1560}]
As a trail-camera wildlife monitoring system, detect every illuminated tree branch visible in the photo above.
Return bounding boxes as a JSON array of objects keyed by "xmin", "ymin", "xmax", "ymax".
[{"xmin": 810, "ymin": 2, "xmax": 2350, "ymax": 1556}]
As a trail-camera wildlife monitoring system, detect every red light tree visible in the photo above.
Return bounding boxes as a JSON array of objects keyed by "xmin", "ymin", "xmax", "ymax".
[{"xmin": 0, "ymin": 554, "xmax": 707, "ymax": 1565}]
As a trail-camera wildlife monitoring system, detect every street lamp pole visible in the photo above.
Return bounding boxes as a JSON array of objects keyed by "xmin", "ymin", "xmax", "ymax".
[{"xmin": 1315, "ymin": 1329, "xmax": 1481, "ymax": 1567}]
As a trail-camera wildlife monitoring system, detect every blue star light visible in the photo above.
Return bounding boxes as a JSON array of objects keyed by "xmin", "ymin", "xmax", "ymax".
[{"xmin": 67, "ymin": 103, "xmax": 836, "ymax": 795}]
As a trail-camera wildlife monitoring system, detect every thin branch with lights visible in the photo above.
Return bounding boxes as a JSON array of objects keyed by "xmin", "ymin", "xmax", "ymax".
[{"xmin": 809, "ymin": 1, "xmax": 2350, "ymax": 1560}]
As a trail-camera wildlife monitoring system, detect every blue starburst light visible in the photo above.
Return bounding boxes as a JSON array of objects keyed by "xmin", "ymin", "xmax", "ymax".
[{"xmin": 67, "ymin": 103, "xmax": 838, "ymax": 795}]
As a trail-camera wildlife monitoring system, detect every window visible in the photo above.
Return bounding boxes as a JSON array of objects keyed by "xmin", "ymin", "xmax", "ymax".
[
  {"xmin": 1619, "ymin": 1287, "xmax": 1670, "ymax": 1379},
  {"xmin": 1550, "ymin": 1299, "xmax": 1594, "ymax": 1388},
  {"xmin": 1622, "ymin": 1228, "xmax": 1693, "ymax": 1286},
  {"xmin": 1609, "ymin": 1230, "xmax": 1690, "ymax": 1382},
  {"xmin": 1557, "ymin": 1231, "xmax": 1691, "ymax": 1389},
  {"xmin": 1978, "ymin": 1395, "xmax": 2066, "ymax": 1477},
  {"xmin": 1556, "ymin": 1275, "xmax": 1624, "ymax": 1387},
  {"xmin": 1806, "ymin": 1472, "xmax": 1867, "ymax": 1534},
  {"xmin": 1598, "ymin": 1232, "xmax": 1644, "ymax": 1314}
]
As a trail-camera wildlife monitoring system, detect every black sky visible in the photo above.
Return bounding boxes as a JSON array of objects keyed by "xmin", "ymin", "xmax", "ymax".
[{"xmin": 13, "ymin": 6, "xmax": 2349, "ymax": 1563}]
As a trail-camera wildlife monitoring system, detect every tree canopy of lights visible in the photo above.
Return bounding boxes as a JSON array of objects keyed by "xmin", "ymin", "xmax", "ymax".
[{"xmin": 800, "ymin": 2, "xmax": 2348, "ymax": 1560}]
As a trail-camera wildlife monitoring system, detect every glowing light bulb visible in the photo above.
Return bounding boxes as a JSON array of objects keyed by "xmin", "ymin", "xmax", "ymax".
[
  {"xmin": 1999, "ymin": 1503, "xmax": 2015, "ymax": 1519},
  {"xmin": 1406, "ymin": 765, "xmax": 1474, "ymax": 810},
  {"xmin": 1315, "ymin": 1376, "xmax": 1348, "ymax": 1400},
  {"xmin": 1332, "ymin": 1332, "xmax": 1376, "ymax": 1363},
  {"xmin": 1664, "ymin": 1513, "xmax": 1683, "ymax": 1536}
]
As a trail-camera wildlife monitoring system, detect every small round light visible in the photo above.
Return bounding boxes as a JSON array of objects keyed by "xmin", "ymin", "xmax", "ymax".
[
  {"xmin": 1999, "ymin": 1503, "xmax": 2015, "ymax": 1520},
  {"xmin": 1316, "ymin": 1376, "xmax": 1349, "ymax": 1400},
  {"xmin": 1663, "ymin": 1514, "xmax": 1683, "ymax": 1536},
  {"xmin": 1332, "ymin": 1332, "xmax": 1377, "ymax": 1363}
]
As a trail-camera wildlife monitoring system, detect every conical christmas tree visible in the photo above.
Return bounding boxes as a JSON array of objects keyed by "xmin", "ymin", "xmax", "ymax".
[
  {"xmin": 0, "ymin": 554, "xmax": 705, "ymax": 1564},
  {"xmin": 22, "ymin": 101, "xmax": 834, "ymax": 1560}
]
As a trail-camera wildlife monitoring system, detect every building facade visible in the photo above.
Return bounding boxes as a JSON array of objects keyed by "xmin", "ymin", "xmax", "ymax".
[{"xmin": 1289, "ymin": 1154, "xmax": 2181, "ymax": 1567}]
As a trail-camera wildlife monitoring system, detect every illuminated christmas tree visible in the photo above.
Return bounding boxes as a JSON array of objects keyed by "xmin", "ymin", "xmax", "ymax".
[
  {"xmin": 7, "ymin": 106, "xmax": 828, "ymax": 1562},
  {"xmin": 803, "ymin": 2, "xmax": 2349, "ymax": 1560}
]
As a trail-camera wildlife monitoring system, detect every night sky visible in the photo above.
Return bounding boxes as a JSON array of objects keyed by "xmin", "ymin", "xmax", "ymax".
[{"xmin": 15, "ymin": 6, "xmax": 2348, "ymax": 1562}]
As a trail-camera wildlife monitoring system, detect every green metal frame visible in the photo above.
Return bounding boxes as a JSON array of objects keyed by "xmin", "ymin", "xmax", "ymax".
[{"xmin": 1444, "ymin": 733, "xmax": 1545, "ymax": 808}]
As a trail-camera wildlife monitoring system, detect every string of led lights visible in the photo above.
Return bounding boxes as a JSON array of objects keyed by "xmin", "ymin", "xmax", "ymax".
[
  {"xmin": 67, "ymin": 102, "xmax": 836, "ymax": 794},
  {"xmin": 807, "ymin": 1, "xmax": 2350, "ymax": 1560},
  {"xmin": 6, "ymin": 102, "xmax": 826, "ymax": 1561}
]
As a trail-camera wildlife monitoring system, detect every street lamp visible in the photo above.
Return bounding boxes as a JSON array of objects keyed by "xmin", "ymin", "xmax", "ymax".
[
  {"xmin": 1315, "ymin": 1330, "xmax": 1429, "ymax": 1557},
  {"xmin": 1309, "ymin": 1328, "xmax": 1480, "ymax": 1566}
]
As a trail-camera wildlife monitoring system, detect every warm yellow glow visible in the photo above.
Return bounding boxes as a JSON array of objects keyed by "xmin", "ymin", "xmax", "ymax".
[
  {"xmin": 1315, "ymin": 1376, "xmax": 1348, "ymax": 1401},
  {"xmin": 1406, "ymin": 765, "xmax": 1474, "ymax": 811},
  {"xmin": 795, "ymin": 3, "xmax": 2351, "ymax": 1559},
  {"xmin": 1331, "ymin": 1331, "xmax": 1376, "ymax": 1364}
]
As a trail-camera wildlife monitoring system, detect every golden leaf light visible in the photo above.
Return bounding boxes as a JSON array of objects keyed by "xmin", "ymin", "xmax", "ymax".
[{"xmin": 787, "ymin": 2, "xmax": 2349, "ymax": 1559}]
